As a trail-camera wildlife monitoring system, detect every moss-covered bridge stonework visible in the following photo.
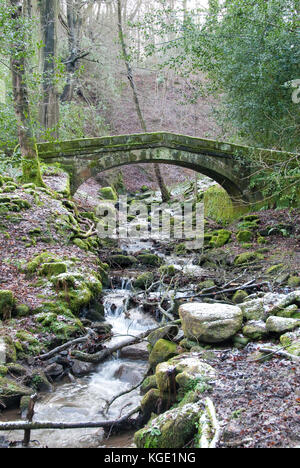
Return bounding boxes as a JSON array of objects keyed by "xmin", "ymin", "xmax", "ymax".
[{"xmin": 37, "ymin": 132, "xmax": 279, "ymax": 203}]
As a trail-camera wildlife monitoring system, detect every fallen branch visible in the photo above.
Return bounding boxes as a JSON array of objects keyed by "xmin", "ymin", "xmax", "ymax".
[
  {"xmin": 185, "ymin": 281, "xmax": 268, "ymax": 300},
  {"xmin": 198, "ymin": 398, "xmax": 221, "ymax": 449},
  {"xmin": 258, "ymin": 347, "xmax": 300, "ymax": 362},
  {"xmin": 0, "ymin": 406, "xmax": 141, "ymax": 433},
  {"xmin": 71, "ymin": 320, "xmax": 181, "ymax": 364},
  {"xmin": 36, "ymin": 330, "xmax": 95, "ymax": 361},
  {"xmin": 103, "ymin": 375, "xmax": 148, "ymax": 414}
]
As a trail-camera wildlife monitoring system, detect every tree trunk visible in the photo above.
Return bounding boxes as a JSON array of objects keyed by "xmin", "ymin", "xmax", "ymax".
[
  {"xmin": 39, "ymin": 0, "xmax": 59, "ymax": 138},
  {"xmin": 9, "ymin": 0, "xmax": 44, "ymax": 186},
  {"xmin": 60, "ymin": 0, "xmax": 83, "ymax": 102},
  {"xmin": 117, "ymin": 0, "xmax": 170, "ymax": 203}
]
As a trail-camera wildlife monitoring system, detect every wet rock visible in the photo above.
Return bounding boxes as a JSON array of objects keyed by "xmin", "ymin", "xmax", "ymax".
[
  {"xmin": 45, "ymin": 363, "xmax": 64, "ymax": 378},
  {"xmin": 120, "ymin": 342, "xmax": 149, "ymax": 360},
  {"xmin": 72, "ymin": 360, "xmax": 95, "ymax": 377},
  {"xmin": 243, "ymin": 320, "xmax": 269, "ymax": 340},
  {"xmin": 147, "ymin": 325, "xmax": 179, "ymax": 348},
  {"xmin": 179, "ymin": 302, "xmax": 243, "ymax": 343},
  {"xmin": 134, "ymin": 403, "xmax": 202, "ymax": 448},
  {"xmin": 113, "ymin": 363, "xmax": 144, "ymax": 386},
  {"xmin": 266, "ymin": 316, "xmax": 300, "ymax": 334}
]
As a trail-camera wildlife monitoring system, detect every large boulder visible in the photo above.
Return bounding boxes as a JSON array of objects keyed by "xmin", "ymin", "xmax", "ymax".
[
  {"xmin": 179, "ymin": 303, "xmax": 243, "ymax": 343},
  {"xmin": 134, "ymin": 403, "xmax": 202, "ymax": 448}
]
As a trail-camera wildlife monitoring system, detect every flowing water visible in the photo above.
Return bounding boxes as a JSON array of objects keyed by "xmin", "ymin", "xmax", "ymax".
[{"xmin": 1, "ymin": 284, "xmax": 157, "ymax": 448}]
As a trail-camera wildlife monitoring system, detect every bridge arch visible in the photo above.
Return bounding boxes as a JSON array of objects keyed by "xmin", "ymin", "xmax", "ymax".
[{"xmin": 37, "ymin": 132, "xmax": 272, "ymax": 203}]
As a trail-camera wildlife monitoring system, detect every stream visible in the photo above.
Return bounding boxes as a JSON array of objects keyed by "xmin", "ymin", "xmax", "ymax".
[
  {"xmin": 2, "ymin": 241, "xmax": 202, "ymax": 448},
  {"xmin": 2, "ymin": 283, "xmax": 158, "ymax": 448}
]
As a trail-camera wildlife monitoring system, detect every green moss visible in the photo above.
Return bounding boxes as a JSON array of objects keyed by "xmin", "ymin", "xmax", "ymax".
[
  {"xmin": 98, "ymin": 186, "xmax": 117, "ymax": 201},
  {"xmin": 149, "ymin": 339, "xmax": 178, "ymax": 369},
  {"xmin": 236, "ymin": 230, "xmax": 253, "ymax": 243},
  {"xmin": 197, "ymin": 280, "xmax": 215, "ymax": 292},
  {"xmin": 107, "ymin": 255, "xmax": 137, "ymax": 268},
  {"xmin": 204, "ymin": 186, "xmax": 238, "ymax": 225},
  {"xmin": 137, "ymin": 254, "xmax": 163, "ymax": 266},
  {"xmin": 15, "ymin": 304, "xmax": 30, "ymax": 317},
  {"xmin": 209, "ymin": 229, "xmax": 232, "ymax": 248},
  {"xmin": 266, "ymin": 264, "xmax": 287, "ymax": 276},
  {"xmin": 232, "ymin": 290, "xmax": 249, "ymax": 304},
  {"xmin": 0, "ymin": 365, "xmax": 8, "ymax": 376},
  {"xmin": 39, "ymin": 262, "xmax": 68, "ymax": 277},
  {"xmin": 175, "ymin": 243, "xmax": 186, "ymax": 255},
  {"xmin": 288, "ymin": 276, "xmax": 300, "ymax": 288},
  {"xmin": 0, "ymin": 376, "xmax": 32, "ymax": 408},
  {"xmin": 140, "ymin": 375, "xmax": 157, "ymax": 395},
  {"xmin": 72, "ymin": 238, "xmax": 89, "ymax": 251},
  {"xmin": 16, "ymin": 330, "xmax": 39, "ymax": 346},
  {"xmin": 234, "ymin": 251, "xmax": 264, "ymax": 265},
  {"xmin": 159, "ymin": 265, "xmax": 177, "ymax": 277},
  {"xmin": 25, "ymin": 252, "xmax": 59, "ymax": 274},
  {"xmin": 134, "ymin": 272, "xmax": 154, "ymax": 290},
  {"xmin": 0, "ymin": 290, "xmax": 15, "ymax": 320}
]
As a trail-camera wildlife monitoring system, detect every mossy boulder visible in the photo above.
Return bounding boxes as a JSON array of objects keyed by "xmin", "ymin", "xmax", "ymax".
[
  {"xmin": 134, "ymin": 403, "xmax": 202, "ymax": 448},
  {"xmin": 98, "ymin": 186, "xmax": 117, "ymax": 201},
  {"xmin": 236, "ymin": 230, "xmax": 253, "ymax": 243},
  {"xmin": 0, "ymin": 376, "xmax": 32, "ymax": 409},
  {"xmin": 234, "ymin": 251, "xmax": 264, "ymax": 265},
  {"xmin": 149, "ymin": 339, "xmax": 178, "ymax": 369},
  {"xmin": 107, "ymin": 255, "xmax": 137, "ymax": 268},
  {"xmin": 134, "ymin": 272, "xmax": 154, "ymax": 290},
  {"xmin": 140, "ymin": 388, "xmax": 170, "ymax": 420},
  {"xmin": 209, "ymin": 229, "xmax": 231, "ymax": 248},
  {"xmin": 0, "ymin": 290, "xmax": 15, "ymax": 320},
  {"xmin": 39, "ymin": 262, "xmax": 68, "ymax": 277},
  {"xmin": 239, "ymin": 298, "xmax": 265, "ymax": 321},
  {"xmin": 140, "ymin": 375, "xmax": 157, "ymax": 395},
  {"xmin": 137, "ymin": 254, "xmax": 163, "ymax": 267},
  {"xmin": 25, "ymin": 252, "xmax": 59, "ymax": 274}
]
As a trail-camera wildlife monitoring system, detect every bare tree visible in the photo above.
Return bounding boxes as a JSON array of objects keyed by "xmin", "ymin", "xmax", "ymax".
[
  {"xmin": 9, "ymin": 0, "xmax": 44, "ymax": 186},
  {"xmin": 117, "ymin": 0, "xmax": 171, "ymax": 202},
  {"xmin": 39, "ymin": 0, "xmax": 59, "ymax": 138}
]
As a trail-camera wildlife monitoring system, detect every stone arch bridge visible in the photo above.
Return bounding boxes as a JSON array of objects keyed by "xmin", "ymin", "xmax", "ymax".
[{"xmin": 37, "ymin": 132, "xmax": 282, "ymax": 203}]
